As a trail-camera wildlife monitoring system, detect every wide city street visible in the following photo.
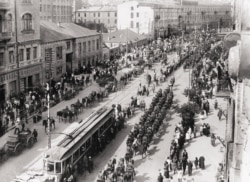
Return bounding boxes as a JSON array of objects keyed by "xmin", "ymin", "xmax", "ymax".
[
  {"xmin": 0, "ymin": 0, "xmax": 247, "ymax": 181},
  {"xmin": 0, "ymin": 53, "xmax": 180, "ymax": 182}
]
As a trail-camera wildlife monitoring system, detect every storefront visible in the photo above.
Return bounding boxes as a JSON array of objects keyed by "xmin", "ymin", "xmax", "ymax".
[{"xmin": 0, "ymin": 63, "xmax": 42, "ymax": 99}]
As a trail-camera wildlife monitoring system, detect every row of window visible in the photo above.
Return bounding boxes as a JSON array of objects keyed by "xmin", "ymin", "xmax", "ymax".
[
  {"xmin": 0, "ymin": 47, "xmax": 38, "ymax": 67},
  {"xmin": 82, "ymin": 12, "xmax": 117, "ymax": 18},
  {"xmin": 40, "ymin": 4, "xmax": 72, "ymax": 13},
  {"xmin": 130, "ymin": 21, "xmax": 139, "ymax": 29},
  {"xmin": 183, "ymin": 7, "xmax": 230, "ymax": 13},
  {"xmin": 92, "ymin": 19, "xmax": 117, "ymax": 24},
  {"xmin": 0, "ymin": 13, "xmax": 33, "ymax": 32},
  {"xmin": 130, "ymin": 12, "xmax": 139, "ymax": 19},
  {"xmin": 40, "ymin": 15, "xmax": 71, "ymax": 22},
  {"xmin": 22, "ymin": 0, "xmax": 32, "ymax": 3},
  {"xmin": 77, "ymin": 39, "xmax": 100, "ymax": 55}
]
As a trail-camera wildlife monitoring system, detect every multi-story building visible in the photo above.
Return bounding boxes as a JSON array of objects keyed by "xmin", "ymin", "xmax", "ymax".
[
  {"xmin": 39, "ymin": 0, "xmax": 73, "ymax": 23},
  {"xmin": 117, "ymin": 1, "xmax": 231, "ymax": 39},
  {"xmin": 0, "ymin": 0, "xmax": 42, "ymax": 103},
  {"xmin": 75, "ymin": 6, "xmax": 117, "ymax": 32},
  {"xmin": 117, "ymin": 1, "xmax": 182, "ymax": 38},
  {"xmin": 180, "ymin": 3, "xmax": 231, "ymax": 31},
  {"xmin": 40, "ymin": 20, "xmax": 102, "ymax": 81},
  {"xmin": 223, "ymin": 0, "xmax": 250, "ymax": 181}
]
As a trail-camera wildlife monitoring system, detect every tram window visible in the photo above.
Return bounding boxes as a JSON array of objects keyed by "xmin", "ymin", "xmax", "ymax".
[
  {"xmin": 80, "ymin": 143, "xmax": 86, "ymax": 154},
  {"xmin": 73, "ymin": 150, "xmax": 80, "ymax": 162},
  {"xmin": 66, "ymin": 157, "xmax": 71, "ymax": 167},
  {"xmin": 47, "ymin": 161, "xmax": 55, "ymax": 172},
  {"xmin": 55, "ymin": 162, "xmax": 62, "ymax": 173},
  {"xmin": 86, "ymin": 138, "xmax": 91, "ymax": 148}
]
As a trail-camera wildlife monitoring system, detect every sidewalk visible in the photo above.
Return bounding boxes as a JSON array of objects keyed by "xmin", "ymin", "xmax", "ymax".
[
  {"xmin": 169, "ymin": 97, "xmax": 228, "ymax": 182},
  {"xmin": 0, "ymin": 67, "xmax": 128, "ymax": 147}
]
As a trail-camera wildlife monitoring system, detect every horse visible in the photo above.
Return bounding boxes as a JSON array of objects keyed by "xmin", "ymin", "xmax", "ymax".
[
  {"xmin": 56, "ymin": 111, "xmax": 63, "ymax": 122},
  {"xmin": 43, "ymin": 118, "xmax": 55, "ymax": 133}
]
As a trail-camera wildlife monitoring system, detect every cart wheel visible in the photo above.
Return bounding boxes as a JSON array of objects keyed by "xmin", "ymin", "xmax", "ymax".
[
  {"xmin": 27, "ymin": 137, "xmax": 35, "ymax": 148},
  {"xmin": 14, "ymin": 143, "xmax": 22, "ymax": 155}
]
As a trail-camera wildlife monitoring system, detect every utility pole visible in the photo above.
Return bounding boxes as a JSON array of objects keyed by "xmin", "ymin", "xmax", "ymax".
[
  {"xmin": 47, "ymin": 83, "xmax": 51, "ymax": 149},
  {"xmin": 14, "ymin": 0, "xmax": 20, "ymax": 95},
  {"xmin": 126, "ymin": 28, "xmax": 128, "ymax": 55}
]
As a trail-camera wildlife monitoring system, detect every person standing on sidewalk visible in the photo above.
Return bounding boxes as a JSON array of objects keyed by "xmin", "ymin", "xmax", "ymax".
[
  {"xmin": 194, "ymin": 157, "xmax": 199, "ymax": 169},
  {"xmin": 88, "ymin": 156, "xmax": 94, "ymax": 173},
  {"xmin": 33, "ymin": 129, "xmax": 38, "ymax": 142},
  {"xmin": 157, "ymin": 172, "xmax": 163, "ymax": 182},
  {"xmin": 182, "ymin": 158, "xmax": 187, "ymax": 175},
  {"xmin": 188, "ymin": 161, "xmax": 193, "ymax": 176},
  {"xmin": 217, "ymin": 108, "xmax": 223, "ymax": 121},
  {"xmin": 14, "ymin": 118, "xmax": 21, "ymax": 134}
]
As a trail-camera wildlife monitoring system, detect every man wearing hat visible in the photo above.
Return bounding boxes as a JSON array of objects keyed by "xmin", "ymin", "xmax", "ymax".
[
  {"xmin": 14, "ymin": 118, "xmax": 21, "ymax": 134},
  {"xmin": 88, "ymin": 156, "xmax": 93, "ymax": 173},
  {"xmin": 157, "ymin": 171, "xmax": 163, "ymax": 182}
]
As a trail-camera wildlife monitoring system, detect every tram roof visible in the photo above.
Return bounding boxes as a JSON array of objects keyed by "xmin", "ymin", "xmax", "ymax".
[{"xmin": 45, "ymin": 107, "xmax": 114, "ymax": 161}]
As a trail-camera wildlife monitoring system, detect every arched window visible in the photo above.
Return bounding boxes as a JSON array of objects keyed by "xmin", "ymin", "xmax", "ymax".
[
  {"xmin": 7, "ymin": 14, "xmax": 12, "ymax": 32},
  {"xmin": 22, "ymin": 13, "xmax": 32, "ymax": 31}
]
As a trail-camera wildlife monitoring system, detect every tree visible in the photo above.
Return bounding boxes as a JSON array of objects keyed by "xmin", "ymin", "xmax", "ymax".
[{"xmin": 177, "ymin": 102, "xmax": 200, "ymax": 119}]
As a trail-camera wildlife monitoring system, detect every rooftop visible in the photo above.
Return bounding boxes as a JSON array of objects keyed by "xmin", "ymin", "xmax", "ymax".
[
  {"xmin": 40, "ymin": 21, "xmax": 99, "ymax": 43},
  {"xmin": 76, "ymin": 5, "xmax": 117, "ymax": 12},
  {"xmin": 103, "ymin": 29, "xmax": 147, "ymax": 43}
]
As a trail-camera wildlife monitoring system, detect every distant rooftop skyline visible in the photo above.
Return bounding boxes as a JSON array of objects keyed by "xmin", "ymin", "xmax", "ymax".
[{"xmin": 85, "ymin": 0, "xmax": 231, "ymax": 6}]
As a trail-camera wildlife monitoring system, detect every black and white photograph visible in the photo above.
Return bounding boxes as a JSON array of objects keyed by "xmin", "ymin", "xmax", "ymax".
[{"xmin": 0, "ymin": 0, "xmax": 248, "ymax": 181}]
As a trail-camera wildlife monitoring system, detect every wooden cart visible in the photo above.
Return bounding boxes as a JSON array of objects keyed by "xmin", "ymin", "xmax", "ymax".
[{"xmin": 6, "ymin": 131, "xmax": 35, "ymax": 155}]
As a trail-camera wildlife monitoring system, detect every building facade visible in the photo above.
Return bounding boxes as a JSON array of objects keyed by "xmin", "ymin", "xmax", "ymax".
[
  {"xmin": 75, "ymin": 6, "xmax": 117, "ymax": 32},
  {"xmin": 0, "ymin": 0, "xmax": 42, "ymax": 103},
  {"xmin": 40, "ymin": 21, "xmax": 102, "ymax": 82},
  {"xmin": 39, "ymin": 0, "xmax": 73, "ymax": 23},
  {"xmin": 181, "ymin": 4, "xmax": 231, "ymax": 32},
  {"xmin": 117, "ymin": 1, "xmax": 231, "ymax": 39},
  {"xmin": 224, "ymin": 0, "xmax": 250, "ymax": 181}
]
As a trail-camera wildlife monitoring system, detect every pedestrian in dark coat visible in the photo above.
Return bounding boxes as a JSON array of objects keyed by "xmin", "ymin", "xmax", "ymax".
[
  {"xmin": 188, "ymin": 161, "xmax": 193, "ymax": 176},
  {"xmin": 157, "ymin": 172, "xmax": 163, "ymax": 182},
  {"xmin": 194, "ymin": 157, "xmax": 199, "ymax": 169},
  {"xmin": 182, "ymin": 149, "xmax": 188, "ymax": 161},
  {"xmin": 182, "ymin": 158, "xmax": 187, "ymax": 175},
  {"xmin": 33, "ymin": 129, "xmax": 38, "ymax": 142},
  {"xmin": 199, "ymin": 156, "xmax": 205, "ymax": 169},
  {"xmin": 217, "ymin": 108, "xmax": 223, "ymax": 120},
  {"xmin": 88, "ymin": 156, "xmax": 94, "ymax": 173},
  {"xmin": 164, "ymin": 168, "xmax": 170, "ymax": 179}
]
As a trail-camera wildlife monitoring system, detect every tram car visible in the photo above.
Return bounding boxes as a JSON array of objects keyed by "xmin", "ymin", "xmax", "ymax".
[{"xmin": 42, "ymin": 106, "xmax": 115, "ymax": 182}]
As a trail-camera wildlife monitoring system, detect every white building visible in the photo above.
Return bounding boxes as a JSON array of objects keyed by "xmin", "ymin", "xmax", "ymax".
[
  {"xmin": 117, "ymin": 1, "xmax": 231, "ymax": 39},
  {"xmin": 75, "ymin": 6, "xmax": 117, "ymax": 32},
  {"xmin": 117, "ymin": 1, "xmax": 181, "ymax": 38},
  {"xmin": 117, "ymin": 1, "xmax": 154, "ymax": 36}
]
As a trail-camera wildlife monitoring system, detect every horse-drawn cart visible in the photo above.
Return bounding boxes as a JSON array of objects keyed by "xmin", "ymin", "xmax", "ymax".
[{"xmin": 5, "ymin": 131, "xmax": 35, "ymax": 155}]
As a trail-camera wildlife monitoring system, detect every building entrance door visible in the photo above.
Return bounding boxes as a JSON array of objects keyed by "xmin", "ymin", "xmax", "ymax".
[
  {"xmin": 0, "ymin": 84, "xmax": 5, "ymax": 106},
  {"xmin": 28, "ymin": 76, "xmax": 33, "ymax": 91},
  {"xmin": 66, "ymin": 53, "xmax": 73, "ymax": 74}
]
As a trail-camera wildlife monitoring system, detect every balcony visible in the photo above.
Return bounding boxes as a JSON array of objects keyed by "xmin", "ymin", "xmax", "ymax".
[
  {"xmin": 0, "ymin": 31, "xmax": 13, "ymax": 41},
  {"xmin": 0, "ymin": 1, "xmax": 10, "ymax": 10}
]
